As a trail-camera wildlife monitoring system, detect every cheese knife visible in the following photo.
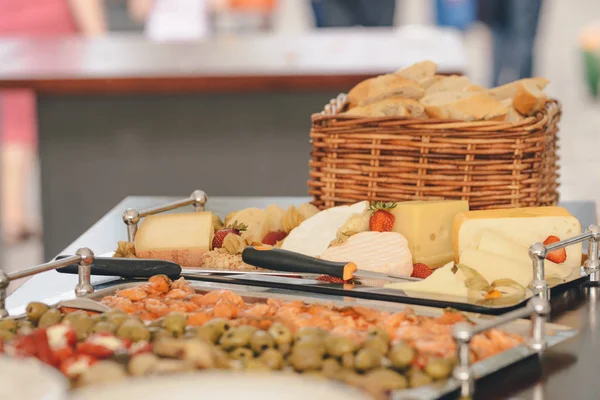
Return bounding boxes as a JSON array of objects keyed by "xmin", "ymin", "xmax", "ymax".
[{"xmin": 242, "ymin": 246, "xmax": 421, "ymax": 283}]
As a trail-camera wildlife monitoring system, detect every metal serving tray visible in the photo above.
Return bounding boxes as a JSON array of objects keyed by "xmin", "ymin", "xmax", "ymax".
[
  {"xmin": 83, "ymin": 279, "xmax": 576, "ymax": 400},
  {"xmin": 111, "ymin": 190, "xmax": 600, "ymax": 315}
]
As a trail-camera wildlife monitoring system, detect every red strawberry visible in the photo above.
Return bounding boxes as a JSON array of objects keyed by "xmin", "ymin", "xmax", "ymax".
[
  {"xmin": 212, "ymin": 222, "xmax": 247, "ymax": 249},
  {"xmin": 59, "ymin": 354, "xmax": 97, "ymax": 378},
  {"xmin": 262, "ymin": 231, "xmax": 287, "ymax": 245},
  {"xmin": 543, "ymin": 235, "xmax": 567, "ymax": 263},
  {"xmin": 368, "ymin": 201, "xmax": 397, "ymax": 232},
  {"xmin": 411, "ymin": 263, "xmax": 432, "ymax": 279}
]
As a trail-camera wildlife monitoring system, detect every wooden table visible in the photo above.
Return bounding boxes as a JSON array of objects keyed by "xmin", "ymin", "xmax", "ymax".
[
  {"xmin": 5, "ymin": 195, "xmax": 599, "ymax": 400},
  {"xmin": 0, "ymin": 29, "xmax": 467, "ymax": 258}
]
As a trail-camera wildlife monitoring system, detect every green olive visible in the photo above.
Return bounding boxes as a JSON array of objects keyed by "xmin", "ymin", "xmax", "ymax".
[
  {"xmin": 268, "ymin": 322, "xmax": 292, "ymax": 345},
  {"xmin": 321, "ymin": 358, "xmax": 342, "ymax": 377},
  {"xmin": 219, "ymin": 326, "xmax": 257, "ymax": 351},
  {"xmin": 117, "ymin": 319, "xmax": 150, "ymax": 342},
  {"xmin": 104, "ymin": 311, "xmax": 129, "ymax": 328},
  {"xmin": 364, "ymin": 368, "xmax": 408, "ymax": 391},
  {"xmin": 151, "ymin": 328, "xmax": 174, "ymax": 341},
  {"xmin": 161, "ymin": 313, "xmax": 187, "ymax": 337},
  {"xmin": 250, "ymin": 330, "xmax": 275, "ymax": 354},
  {"xmin": 0, "ymin": 329, "xmax": 15, "ymax": 341},
  {"xmin": 277, "ymin": 342, "xmax": 291, "ymax": 356},
  {"xmin": 340, "ymin": 370, "xmax": 364, "ymax": 387},
  {"xmin": 258, "ymin": 348, "xmax": 283, "ymax": 370},
  {"xmin": 204, "ymin": 319, "xmax": 231, "ymax": 338},
  {"xmin": 148, "ymin": 318, "xmax": 164, "ymax": 329},
  {"xmin": 91, "ymin": 321, "xmax": 117, "ymax": 335},
  {"xmin": 354, "ymin": 348, "xmax": 381, "ymax": 372},
  {"xmin": 388, "ymin": 342, "xmax": 415, "ymax": 369},
  {"xmin": 66, "ymin": 314, "xmax": 95, "ymax": 340},
  {"xmin": 341, "ymin": 353, "xmax": 355, "ymax": 369},
  {"xmin": 63, "ymin": 310, "xmax": 88, "ymax": 323},
  {"xmin": 294, "ymin": 327, "xmax": 327, "ymax": 341},
  {"xmin": 26, "ymin": 302, "xmax": 49, "ymax": 324},
  {"xmin": 293, "ymin": 336, "xmax": 326, "ymax": 357},
  {"xmin": 424, "ymin": 357, "xmax": 452, "ymax": 380},
  {"xmin": 409, "ymin": 370, "xmax": 433, "ymax": 388},
  {"xmin": 367, "ymin": 327, "xmax": 390, "ymax": 344},
  {"xmin": 0, "ymin": 318, "xmax": 18, "ymax": 333},
  {"xmin": 230, "ymin": 347, "xmax": 254, "ymax": 362},
  {"xmin": 362, "ymin": 338, "xmax": 388, "ymax": 355},
  {"xmin": 325, "ymin": 335, "xmax": 357, "ymax": 358},
  {"xmin": 214, "ymin": 348, "xmax": 233, "ymax": 369},
  {"xmin": 38, "ymin": 308, "xmax": 63, "ymax": 328},
  {"xmin": 288, "ymin": 346, "xmax": 323, "ymax": 372},
  {"xmin": 17, "ymin": 320, "xmax": 34, "ymax": 335}
]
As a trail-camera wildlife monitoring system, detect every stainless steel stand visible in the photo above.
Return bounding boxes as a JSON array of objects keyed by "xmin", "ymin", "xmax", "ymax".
[
  {"xmin": 0, "ymin": 248, "xmax": 95, "ymax": 318},
  {"xmin": 123, "ymin": 190, "xmax": 208, "ymax": 242}
]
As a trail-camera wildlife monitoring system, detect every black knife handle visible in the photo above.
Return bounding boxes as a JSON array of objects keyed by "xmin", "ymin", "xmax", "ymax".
[
  {"xmin": 241, "ymin": 246, "xmax": 356, "ymax": 280},
  {"xmin": 55, "ymin": 256, "xmax": 181, "ymax": 279}
]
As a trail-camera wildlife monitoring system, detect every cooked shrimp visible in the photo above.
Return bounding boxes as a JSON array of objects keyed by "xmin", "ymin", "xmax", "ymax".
[
  {"xmin": 412, "ymin": 337, "xmax": 456, "ymax": 358},
  {"xmin": 136, "ymin": 311, "xmax": 158, "ymax": 321},
  {"xmin": 470, "ymin": 334, "xmax": 499, "ymax": 360},
  {"xmin": 189, "ymin": 295, "xmax": 205, "ymax": 306},
  {"xmin": 437, "ymin": 311, "xmax": 467, "ymax": 325},
  {"xmin": 245, "ymin": 303, "xmax": 274, "ymax": 318},
  {"xmin": 116, "ymin": 286, "xmax": 148, "ymax": 301},
  {"xmin": 143, "ymin": 298, "xmax": 170, "ymax": 317},
  {"xmin": 171, "ymin": 277, "xmax": 195, "ymax": 294},
  {"xmin": 486, "ymin": 329, "xmax": 524, "ymax": 350},
  {"xmin": 147, "ymin": 274, "xmax": 172, "ymax": 294},
  {"xmin": 109, "ymin": 297, "xmax": 139, "ymax": 314},
  {"xmin": 165, "ymin": 289, "xmax": 190, "ymax": 300},
  {"xmin": 188, "ymin": 311, "xmax": 212, "ymax": 326},
  {"xmin": 213, "ymin": 301, "xmax": 240, "ymax": 319}
]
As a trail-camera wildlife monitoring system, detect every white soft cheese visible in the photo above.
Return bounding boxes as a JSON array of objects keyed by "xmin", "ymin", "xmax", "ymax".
[
  {"xmin": 282, "ymin": 201, "xmax": 368, "ymax": 257},
  {"xmin": 47, "ymin": 324, "xmax": 70, "ymax": 350}
]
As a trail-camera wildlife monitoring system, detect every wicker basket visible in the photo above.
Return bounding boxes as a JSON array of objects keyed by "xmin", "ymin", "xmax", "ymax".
[{"xmin": 308, "ymin": 95, "xmax": 561, "ymax": 210}]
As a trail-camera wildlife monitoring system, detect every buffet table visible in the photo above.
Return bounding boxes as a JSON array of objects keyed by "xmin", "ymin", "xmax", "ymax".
[
  {"xmin": 0, "ymin": 27, "xmax": 467, "ymax": 259},
  {"xmin": 5, "ymin": 195, "xmax": 600, "ymax": 399}
]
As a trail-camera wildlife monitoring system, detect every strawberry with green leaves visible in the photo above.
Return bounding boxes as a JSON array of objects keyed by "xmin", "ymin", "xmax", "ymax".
[
  {"xmin": 212, "ymin": 222, "xmax": 248, "ymax": 249},
  {"xmin": 368, "ymin": 201, "xmax": 397, "ymax": 232}
]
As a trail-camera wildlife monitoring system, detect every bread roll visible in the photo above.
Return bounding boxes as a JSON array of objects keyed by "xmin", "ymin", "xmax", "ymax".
[
  {"xmin": 487, "ymin": 77, "xmax": 550, "ymax": 101},
  {"xmin": 464, "ymin": 84, "xmax": 487, "ymax": 92},
  {"xmin": 396, "ymin": 61, "xmax": 437, "ymax": 82},
  {"xmin": 505, "ymin": 107, "xmax": 525, "ymax": 123},
  {"xmin": 420, "ymin": 92, "xmax": 509, "ymax": 121},
  {"xmin": 348, "ymin": 74, "xmax": 425, "ymax": 106},
  {"xmin": 343, "ymin": 97, "xmax": 411, "ymax": 117},
  {"xmin": 513, "ymin": 81, "xmax": 548, "ymax": 115},
  {"xmin": 424, "ymin": 75, "xmax": 471, "ymax": 95}
]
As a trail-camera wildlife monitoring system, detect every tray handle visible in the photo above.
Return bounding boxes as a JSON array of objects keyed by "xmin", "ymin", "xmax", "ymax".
[
  {"xmin": 452, "ymin": 296, "xmax": 551, "ymax": 399},
  {"xmin": 529, "ymin": 224, "xmax": 600, "ymax": 300},
  {"xmin": 0, "ymin": 248, "xmax": 95, "ymax": 318},
  {"xmin": 122, "ymin": 190, "xmax": 208, "ymax": 242}
]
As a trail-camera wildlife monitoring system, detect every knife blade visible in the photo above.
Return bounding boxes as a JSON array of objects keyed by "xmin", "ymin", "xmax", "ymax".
[{"xmin": 241, "ymin": 246, "xmax": 420, "ymax": 283}]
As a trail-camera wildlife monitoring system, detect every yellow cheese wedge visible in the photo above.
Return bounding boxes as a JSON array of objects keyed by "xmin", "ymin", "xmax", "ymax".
[
  {"xmin": 453, "ymin": 207, "xmax": 582, "ymax": 269},
  {"xmin": 459, "ymin": 249, "xmax": 532, "ymax": 287},
  {"xmin": 391, "ymin": 200, "xmax": 469, "ymax": 268},
  {"xmin": 478, "ymin": 230, "xmax": 571, "ymax": 278},
  {"xmin": 134, "ymin": 212, "xmax": 214, "ymax": 267},
  {"xmin": 385, "ymin": 262, "xmax": 468, "ymax": 299},
  {"xmin": 233, "ymin": 208, "xmax": 270, "ymax": 243}
]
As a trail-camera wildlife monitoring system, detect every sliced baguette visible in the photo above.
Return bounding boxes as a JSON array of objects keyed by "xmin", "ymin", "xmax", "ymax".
[
  {"xmin": 425, "ymin": 75, "xmax": 471, "ymax": 95},
  {"xmin": 396, "ymin": 61, "xmax": 437, "ymax": 82},
  {"xmin": 348, "ymin": 74, "xmax": 425, "ymax": 106},
  {"xmin": 487, "ymin": 77, "xmax": 550, "ymax": 101},
  {"xmin": 343, "ymin": 97, "xmax": 424, "ymax": 118},
  {"xmin": 464, "ymin": 84, "xmax": 487, "ymax": 92},
  {"xmin": 513, "ymin": 81, "xmax": 548, "ymax": 115},
  {"xmin": 421, "ymin": 92, "xmax": 509, "ymax": 121}
]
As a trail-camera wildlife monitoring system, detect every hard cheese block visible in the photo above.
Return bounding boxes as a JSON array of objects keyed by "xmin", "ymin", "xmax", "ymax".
[
  {"xmin": 453, "ymin": 206, "xmax": 582, "ymax": 270},
  {"xmin": 385, "ymin": 262, "xmax": 468, "ymax": 298},
  {"xmin": 478, "ymin": 230, "xmax": 571, "ymax": 279},
  {"xmin": 459, "ymin": 249, "xmax": 532, "ymax": 287},
  {"xmin": 391, "ymin": 200, "xmax": 469, "ymax": 268},
  {"xmin": 134, "ymin": 212, "xmax": 214, "ymax": 267}
]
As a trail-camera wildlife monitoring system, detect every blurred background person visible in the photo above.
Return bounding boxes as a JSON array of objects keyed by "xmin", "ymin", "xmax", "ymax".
[
  {"xmin": 0, "ymin": 0, "xmax": 107, "ymax": 244},
  {"xmin": 478, "ymin": 0, "xmax": 544, "ymax": 86},
  {"xmin": 310, "ymin": 0, "xmax": 396, "ymax": 28}
]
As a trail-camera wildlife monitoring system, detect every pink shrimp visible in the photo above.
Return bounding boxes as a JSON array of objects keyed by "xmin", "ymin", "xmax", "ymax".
[
  {"xmin": 116, "ymin": 286, "xmax": 148, "ymax": 301},
  {"xmin": 171, "ymin": 277, "xmax": 195, "ymax": 294},
  {"xmin": 213, "ymin": 301, "xmax": 240, "ymax": 319},
  {"xmin": 143, "ymin": 298, "xmax": 170, "ymax": 317},
  {"xmin": 165, "ymin": 289, "xmax": 189, "ymax": 300}
]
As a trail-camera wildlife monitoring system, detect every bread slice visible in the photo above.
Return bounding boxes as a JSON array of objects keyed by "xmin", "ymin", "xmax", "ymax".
[
  {"xmin": 348, "ymin": 74, "xmax": 425, "ymax": 106},
  {"xmin": 464, "ymin": 84, "xmax": 487, "ymax": 92},
  {"xmin": 505, "ymin": 107, "xmax": 525, "ymax": 123},
  {"xmin": 421, "ymin": 92, "xmax": 509, "ymax": 121},
  {"xmin": 487, "ymin": 77, "xmax": 550, "ymax": 101},
  {"xmin": 425, "ymin": 75, "xmax": 471, "ymax": 95},
  {"xmin": 343, "ymin": 97, "xmax": 424, "ymax": 118},
  {"xmin": 396, "ymin": 61, "xmax": 437, "ymax": 82},
  {"xmin": 513, "ymin": 81, "xmax": 548, "ymax": 115}
]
